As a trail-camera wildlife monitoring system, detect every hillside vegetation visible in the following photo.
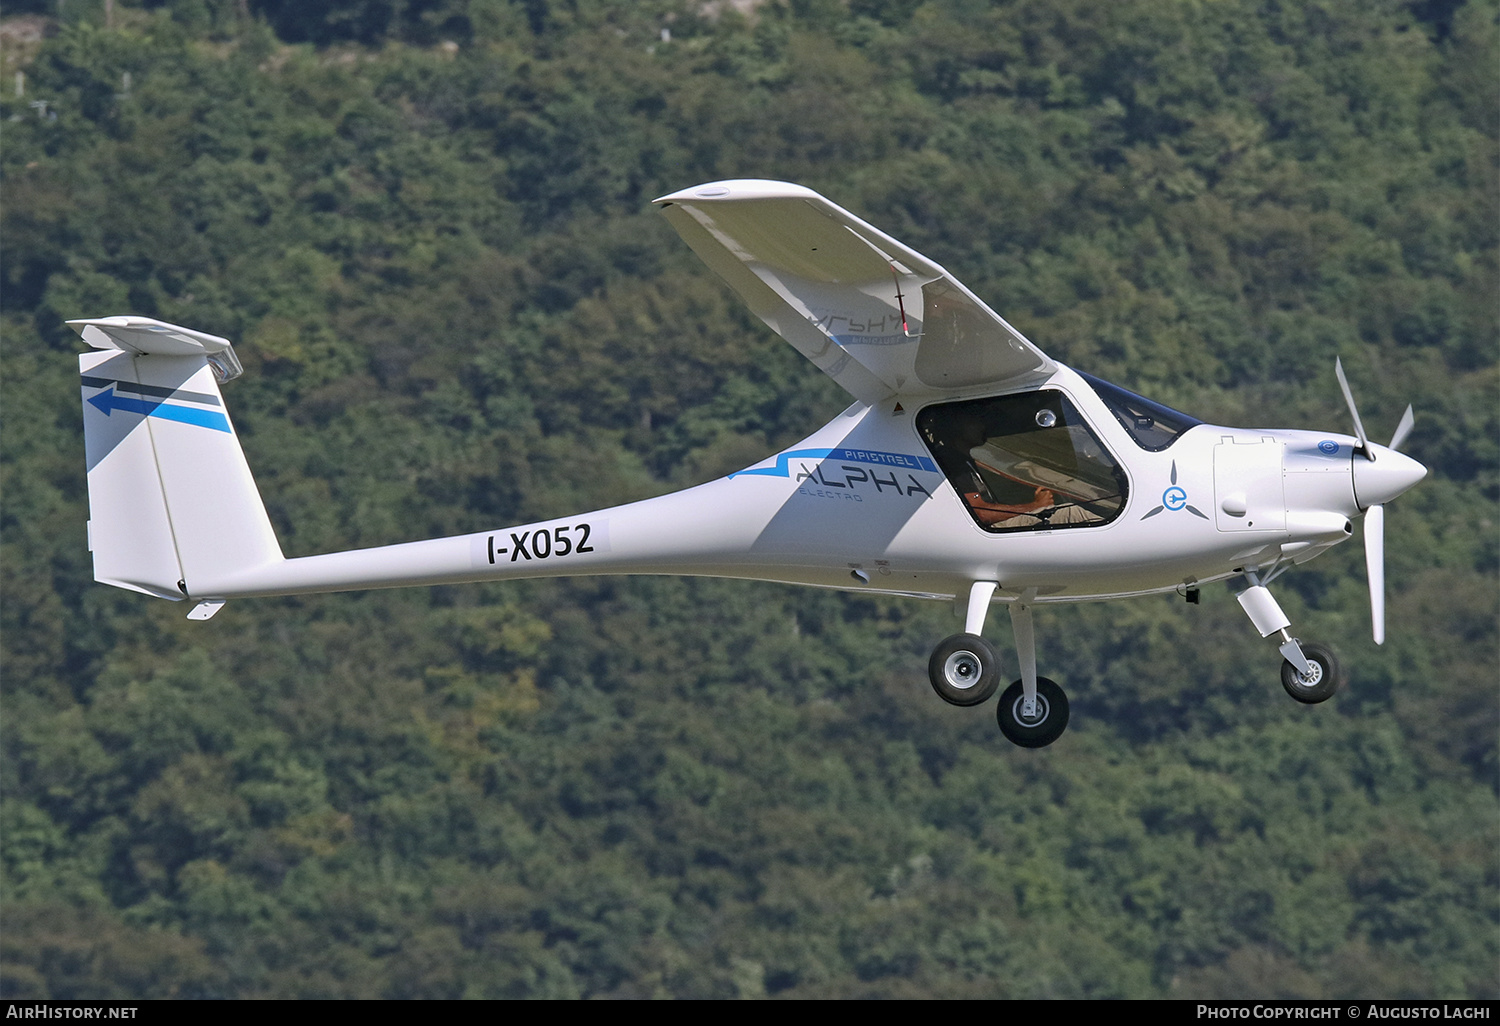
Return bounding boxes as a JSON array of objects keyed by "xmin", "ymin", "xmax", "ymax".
[{"xmin": 1, "ymin": 0, "xmax": 1495, "ymax": 998}]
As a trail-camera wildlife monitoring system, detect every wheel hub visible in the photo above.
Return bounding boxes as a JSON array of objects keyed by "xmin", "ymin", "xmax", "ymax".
[
  {"xmin": 944, "ymin": 651, "xmax": 981, "ymax": 690},
  {"xmin": 1013, "ymin": 693, "xmax": 1049, "ymax": 725},
  {"xmin": 1293, "ymin": 661, "xmax": 1324, "ymax": 687}
]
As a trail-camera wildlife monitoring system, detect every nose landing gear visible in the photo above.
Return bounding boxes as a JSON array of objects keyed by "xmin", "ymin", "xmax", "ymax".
[
  {"xmin": 1234, "ymin": 573, "xmax": 1345, "ymax": 703},
  {"xmin": 927, "ymin": 582, "xmax": 1070, "ymax": 748}
]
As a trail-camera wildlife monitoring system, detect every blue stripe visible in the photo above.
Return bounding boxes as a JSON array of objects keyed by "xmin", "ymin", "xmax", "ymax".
[
  {"xmin": 145, "ymin": 401, "xmax": 232, "ymax": 432},
  {"xmin": 730, "ymin": 447, "xmax": 937, "ymax": 479}
]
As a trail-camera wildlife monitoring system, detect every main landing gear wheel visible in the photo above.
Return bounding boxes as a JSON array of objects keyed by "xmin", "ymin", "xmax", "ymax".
[
  {"xmin": 1280, "ymin": 642, "xmax": 1342, "ymax": 704},
  {"xmin": 997, "ymin": 677, "xmax": 1069, "ymax": 748},
  {"xmin": 928, "ymin": 633, "xmax": 1001, "ymax": 707}
]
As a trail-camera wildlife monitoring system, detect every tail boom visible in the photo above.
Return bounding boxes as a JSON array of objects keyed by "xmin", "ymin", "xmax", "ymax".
[{"xmin": 182, "ymin": 480, "xmax": 840, "ymax": 600}]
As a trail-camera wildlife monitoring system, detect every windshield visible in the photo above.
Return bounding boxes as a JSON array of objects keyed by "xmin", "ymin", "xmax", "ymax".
[{"xmin": 1076, "ymin": 371, "xmax": 1202, "ymax": 452}]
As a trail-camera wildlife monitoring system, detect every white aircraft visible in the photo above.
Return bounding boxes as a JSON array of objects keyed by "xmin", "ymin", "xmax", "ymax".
[{"xmin": 72, "ymin": 180, "xmax": 1426, "ymax": 747}]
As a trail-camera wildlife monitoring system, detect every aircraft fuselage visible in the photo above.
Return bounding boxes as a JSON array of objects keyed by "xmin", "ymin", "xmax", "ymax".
[{"xmin": 198, "ymin": 364, "xmax": 1415, "ymax": 610}]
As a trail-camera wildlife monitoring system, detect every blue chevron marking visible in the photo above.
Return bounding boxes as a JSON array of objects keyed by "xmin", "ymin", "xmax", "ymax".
[{"xmin": 87, "ymin": 386, "xmax": 232, "ymax": 433}]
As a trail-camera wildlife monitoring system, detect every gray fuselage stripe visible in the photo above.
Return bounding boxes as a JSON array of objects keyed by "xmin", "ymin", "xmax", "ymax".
[{"xmin": 81, "ymin": 375, "xmax": 221, "ymax": 406}]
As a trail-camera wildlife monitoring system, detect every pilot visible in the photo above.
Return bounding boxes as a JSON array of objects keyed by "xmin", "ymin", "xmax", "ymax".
[
  {"xmin": 956, "ymin": 419, "xmax": 1101, "ymax": 529},
  {"xmin": 963, "ymin": 484, "xmax": 1057, "ymax": 527},
  {"xmin": 950, "ymin": 421, "xmax": 1052, "ymax": 527}
]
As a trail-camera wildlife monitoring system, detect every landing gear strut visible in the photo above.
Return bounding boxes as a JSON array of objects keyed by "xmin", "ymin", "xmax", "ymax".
[{"xmin": 926, "ymin": 582, "xmax": 1070, "ymax": 748}]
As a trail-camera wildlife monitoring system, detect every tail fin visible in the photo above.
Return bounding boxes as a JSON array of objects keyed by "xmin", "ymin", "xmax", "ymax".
[{"xmin": 74, "ymin": 318, "xmax": 282, "ymax": 616}]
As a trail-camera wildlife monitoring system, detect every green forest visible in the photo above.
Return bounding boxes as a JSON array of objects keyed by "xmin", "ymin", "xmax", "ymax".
[{"xmin": 2, "ymin": 0, "xmax": 1496, "ymax": 999}]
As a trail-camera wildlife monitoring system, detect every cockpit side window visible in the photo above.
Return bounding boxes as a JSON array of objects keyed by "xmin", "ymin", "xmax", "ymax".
[
  {"xmin": 916, "ymin": 390, "xmax": 1128, "ymax": 532},
  {"xmin": 1077, "ymin": 371, "xmax": 1202, "ymax": 452}
]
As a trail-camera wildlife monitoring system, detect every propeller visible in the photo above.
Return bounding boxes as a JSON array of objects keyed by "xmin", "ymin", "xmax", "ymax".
[
  {"xmin": 1388, "ymin": 403, "xmax": 1415, "ymax": 451},
  {"xmin": 1335, "ymin": 358, "xmax": 1421, "ymax": 645},
  {"xmin": 1364, "ymin": 503, "xmax": 1385, "ymax": 644},
  {"xmin": 1335, "ymin": 358, "xmax": 1371, "ymax": 461}
]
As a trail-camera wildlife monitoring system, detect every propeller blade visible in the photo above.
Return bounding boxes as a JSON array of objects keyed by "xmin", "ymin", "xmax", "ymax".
[
  {"xmin": 1389, "ymin": 404, "xmax": 1415, "ymax": 451},
  {"xmin": 1335, "ymin": 357, "xmax": 1373, "ymax": 460},
  {"xmin": 1365, "ymin": 503, "xmax": 1386, "ymax": 645}
]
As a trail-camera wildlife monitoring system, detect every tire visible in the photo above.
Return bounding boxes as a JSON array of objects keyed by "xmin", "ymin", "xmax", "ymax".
[
  {"xmin": 1280, "ymin": 642, "xmax": 1342, "ymax": 704},
  {"xmin": 996, "ymin": 677, "xmax": 1070, "ymax": 748},
  {"xmin": 928, "ymin": 633, "xmax": 1001, "ymax": 707}
]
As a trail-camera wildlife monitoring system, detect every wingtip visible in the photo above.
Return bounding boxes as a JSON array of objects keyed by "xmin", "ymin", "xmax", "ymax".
[{"xmin": 653, "ymin": 179, "xmax": 820, "ymax": 206}]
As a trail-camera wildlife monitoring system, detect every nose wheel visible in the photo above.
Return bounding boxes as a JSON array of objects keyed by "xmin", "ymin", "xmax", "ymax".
[{"xmin": 1280, "ymin": 641, "xmax": 1342, "ymax": 703}]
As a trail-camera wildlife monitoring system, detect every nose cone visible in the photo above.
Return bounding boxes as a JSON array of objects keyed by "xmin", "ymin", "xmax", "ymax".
[{"xmin": 1352, "ymin": 445, "xmax": 1427, "ymax": 508}]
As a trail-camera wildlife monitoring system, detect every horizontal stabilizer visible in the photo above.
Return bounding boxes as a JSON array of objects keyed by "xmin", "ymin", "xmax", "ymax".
[{"xmin": 69, "ymin": 315, "xmax": 242, "ymax": 383}]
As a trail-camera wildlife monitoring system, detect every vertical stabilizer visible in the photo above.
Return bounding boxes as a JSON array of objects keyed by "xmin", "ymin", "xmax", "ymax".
[{"xmin": 76, "ymin": 318, "xmax": 283, "ymax": 605}]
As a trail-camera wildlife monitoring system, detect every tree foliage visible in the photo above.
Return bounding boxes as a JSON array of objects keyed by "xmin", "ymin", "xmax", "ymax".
[{"xmin": 1, "ymin": 0, "xmax": 1496, "ymax": 999}]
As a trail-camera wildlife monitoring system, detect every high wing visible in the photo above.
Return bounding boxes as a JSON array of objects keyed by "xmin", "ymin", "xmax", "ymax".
[{"xmin": 655, "ymin": 180, "xmax": 1055, "ymax": 403}]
